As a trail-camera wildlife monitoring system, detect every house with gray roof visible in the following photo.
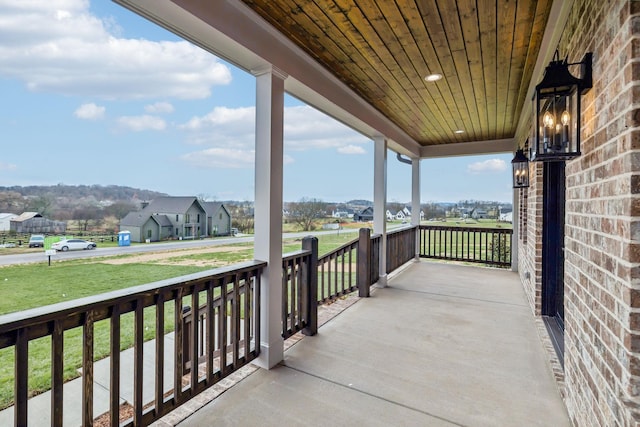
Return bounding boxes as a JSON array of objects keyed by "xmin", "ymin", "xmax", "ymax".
[
  {"xmin": 200, "ymin": 202, "xmax": 232, "ymax": 236},
  {"xmin": 120, "ymin": 197, "xmax": 207, "ymax": 243}
]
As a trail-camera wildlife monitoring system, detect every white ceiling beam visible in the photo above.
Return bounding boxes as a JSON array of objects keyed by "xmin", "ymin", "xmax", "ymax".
[{"xmin": 420, "ymin": 139, "xmax": 515, "ymax": 158}]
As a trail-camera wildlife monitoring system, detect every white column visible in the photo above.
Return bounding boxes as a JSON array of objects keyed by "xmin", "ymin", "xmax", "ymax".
[
  {"xmin": 411, "ymin": 158, "xmax": 421, "ymax": 259},
  {"xmin": 253, "ymin": 66, "xmax": 286, "ymax": 369},
  {"xmin": 373, "ymin": 136, "xmax": 387, "ymax": 287},
  {"xmin": 511, "ymin": 187, "xmax": 520, "ymax": 272}
]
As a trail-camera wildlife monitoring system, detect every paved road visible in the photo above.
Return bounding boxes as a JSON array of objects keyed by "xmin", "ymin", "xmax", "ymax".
[{"xmin": 0, "ymin": 229, "xmax": 360, "ymax": 266}]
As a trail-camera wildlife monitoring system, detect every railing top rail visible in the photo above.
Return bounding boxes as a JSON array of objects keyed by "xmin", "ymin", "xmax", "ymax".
[
  {"xmin": 282, "ymin": 249, "xmax": 312, "ymax": 262},
  {"xmin": 0, "ymin": 259, "xmax": 267, "ymax": 333},
  {"xmin": 419, "ymin": 224, "xmax": 513, "ymax": 234},
  {"xmin": 317, "ymin": 237, "xmax": 358, "ymax": 261},
  {"xmin": 387, "ymin": 225, "xmax": 418, "ymax": 235}
]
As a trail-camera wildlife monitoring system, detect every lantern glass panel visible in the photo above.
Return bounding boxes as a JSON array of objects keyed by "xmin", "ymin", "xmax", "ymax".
[{"xmin": 532, "ymin": 85, "xmax": 580, "ymax": 161}]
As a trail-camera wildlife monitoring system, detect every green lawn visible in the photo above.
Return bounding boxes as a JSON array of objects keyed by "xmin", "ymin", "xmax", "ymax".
[{"xmin": 0, "ymin": 232, "xmax": 360, "ymax": 409}]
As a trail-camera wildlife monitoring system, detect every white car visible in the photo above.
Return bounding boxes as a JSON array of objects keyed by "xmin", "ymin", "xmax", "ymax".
[{"xmin": 51, "ymin": 239, "xmax": 97, "ymax": 252}]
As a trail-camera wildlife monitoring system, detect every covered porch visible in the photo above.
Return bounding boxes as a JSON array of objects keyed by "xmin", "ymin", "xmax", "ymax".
[{"xmin": 170, "ymin": 261, "xmax": 569, "ymax": 427}]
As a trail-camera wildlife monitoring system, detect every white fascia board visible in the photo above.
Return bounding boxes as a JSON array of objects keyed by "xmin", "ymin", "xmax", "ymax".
[
  {"xmin": 420, "ymin": 138, "xmax": 516, "ymax": 158},
  {"xmin": 114, "ymin": 0, "xmax": 421, "ymax": 157},
  {"xmin": 514, "ymin": 0, "xmax": 575, "ymax": 143}
]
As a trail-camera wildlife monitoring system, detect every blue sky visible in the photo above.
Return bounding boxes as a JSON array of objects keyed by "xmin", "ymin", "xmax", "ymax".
[{"xmin": 0, "ymin": 1, "xmax": 513, "ymax": 204}]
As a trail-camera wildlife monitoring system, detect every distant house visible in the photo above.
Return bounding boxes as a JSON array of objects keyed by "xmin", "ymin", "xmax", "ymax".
[
  {"xmin": 120, "ymin": 197, "xmax": 207, "ymax": 243},
  {"xmin": 353, "ymin": 207, "xmax": 374, "ymax": 222},
  {"xmin": 201, "ymin": 202, "xmax": 232, "ymax": 236},
  {"xmin": 0, "ymin": 213, "xmax": 18, "ymax": 231},
  {"xmin": 471, "ymin": 208, "xmax": 488, "ymax": 220},
  {"xmin": 10, "ymin": 212, "xmax": 66, "ymax": 234},
  {"xmin": 386, "ymin": 210, "xmax": 394, "ymax": 221},
  {"xmin": 499, "ymin": 206, "xmax": 513, "ymax": 223}
]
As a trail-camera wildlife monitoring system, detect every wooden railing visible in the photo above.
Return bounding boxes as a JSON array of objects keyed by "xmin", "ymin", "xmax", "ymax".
[
  {"xmin": 419, "ymin": 225, "xmax": 512, "ymax": 268},
  {"xmin": 317, "ymin": 237, "xmax": 358, "ymax": 303},
  {"xmin": 386, "ymin": 226, "xmax": 417, "ymax": 273},
  {"xmin": 281, "ymin": 240, "xmax": 315, "ymax": 340},
  {"xmin": 0, "ymin": 224, "xmax": 512, "ymax": 426},
  {"xmin": 371, "ymin": 233, "xmax": 381, "ymax": 284},
  {"xmin": 0, "ymin": 261, "xmax": 264, "ymax": 426}
]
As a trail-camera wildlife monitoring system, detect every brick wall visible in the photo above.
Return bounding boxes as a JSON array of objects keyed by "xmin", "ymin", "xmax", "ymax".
[{"xmin": 518, "ymin": 1, "xmax": 640, "ymax": 425}]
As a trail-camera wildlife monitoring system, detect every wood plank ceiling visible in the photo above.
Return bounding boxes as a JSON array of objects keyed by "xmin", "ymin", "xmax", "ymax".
[{"xmin": 239, "ymin": 0, "xmax": 553, "ymax": 148}]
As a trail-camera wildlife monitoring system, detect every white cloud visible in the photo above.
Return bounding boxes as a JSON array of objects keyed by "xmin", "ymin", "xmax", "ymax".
[
  {"xmin": 179, "ymin": 105, "xmax": 369, "ymax": 156},
  {"xmin": 180, "ymin": 106, "xmax": 257, "ymax": 150},
  {"xmin": 74, "ymin": 102, "xmax": 105, "ymax": 120},
  {"xmin": 145, "ymin": 102, "xmax": 174, "ymax": 114},
  {"xmin": 0, "ymin": 162, "xmax": 17, "ymax": 171},
  {"xmin": 337, "ymin": 145, "xmax": 366, "ymax": 155},
  {"xmin": 284, "ymin": 105, "xmax": 369, "ymax": 151},
  {"xmin": 117, "ymin": 115, "xmax": 166, "ymax": 131},
  {"xmin": 0, "ymin": 0, "xmax": 232, "ymax": 99},
  {"xmin": 467, "ymin": 158, "xmax": 507, "ymax": 174}
]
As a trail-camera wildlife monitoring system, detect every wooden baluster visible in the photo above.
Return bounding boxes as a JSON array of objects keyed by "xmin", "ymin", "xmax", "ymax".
[
  {"xmin": 110, "ymin": 306, "xmax": 121, "ymax": 427},
  {"xmin": 52, "ymin": 320, "xmax": 64, "ymax": 427}
]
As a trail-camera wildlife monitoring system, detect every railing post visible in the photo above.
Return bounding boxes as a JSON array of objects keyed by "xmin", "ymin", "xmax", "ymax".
[
  {"xmin": 357, "ymin": 228, "xmax": 371, "ymax": 297},
  {"xmin": 302, "ymin": 236, "xmax": 318, "ymax": 336}
]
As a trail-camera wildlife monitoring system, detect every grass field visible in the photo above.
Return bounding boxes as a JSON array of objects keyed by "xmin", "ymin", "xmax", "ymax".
[{"xmin": 0, "ymin": 231, "xmax": 360, "ymax": 408}]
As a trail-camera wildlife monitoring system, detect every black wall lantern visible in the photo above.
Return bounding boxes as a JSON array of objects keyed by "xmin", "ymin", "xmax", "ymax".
[
  {"xmin": 512, "ymin": 148, "xmax": 529, "ymax": 188},
  {"xmin": 530, "ymin": 51, "xmax": 593, "ymax": 161}
]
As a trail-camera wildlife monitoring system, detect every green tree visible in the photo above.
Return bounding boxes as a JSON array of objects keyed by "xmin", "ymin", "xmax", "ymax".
[{"xmin": 27, "ymin": 195, "xmax": 54, "ymax": 217}]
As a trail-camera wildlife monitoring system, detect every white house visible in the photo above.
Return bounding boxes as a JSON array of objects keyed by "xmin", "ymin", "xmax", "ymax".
[{"xmin": 0, "ymin": 213, "xmax": 17, "ymax": 231}]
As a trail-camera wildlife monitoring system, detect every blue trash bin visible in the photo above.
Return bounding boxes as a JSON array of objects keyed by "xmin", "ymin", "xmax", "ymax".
[{"xmin": 118, "ymin": 231, "xmax": 131, "ymax": 246}]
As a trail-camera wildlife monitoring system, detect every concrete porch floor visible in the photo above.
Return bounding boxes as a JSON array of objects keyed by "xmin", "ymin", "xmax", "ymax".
[{"xmin": 176, "ymin": 261, "xmax": 570, "ymax": 427}]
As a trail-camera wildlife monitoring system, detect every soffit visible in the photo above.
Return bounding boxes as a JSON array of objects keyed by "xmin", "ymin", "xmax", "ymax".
[{"xmin": 238, "ymin": 0, "xmax": 553, "ymax": 148}]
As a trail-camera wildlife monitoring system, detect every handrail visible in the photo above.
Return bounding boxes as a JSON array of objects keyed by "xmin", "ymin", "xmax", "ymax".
[{"xmin": 0, "ymin": 260, "xmax": 265, "ymax": 426}]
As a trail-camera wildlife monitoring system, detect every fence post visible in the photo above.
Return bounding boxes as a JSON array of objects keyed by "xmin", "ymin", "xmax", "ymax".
[
  {"xmin": 357, "ymin": 228, "xmax": 371, "ymax": 297},
  {"xmin": 302, "ymin": 236, "xmax": 318, "ymax": 336}
]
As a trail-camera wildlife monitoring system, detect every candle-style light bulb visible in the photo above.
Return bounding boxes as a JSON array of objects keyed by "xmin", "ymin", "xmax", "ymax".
[
  {"xmin": 543, "ymin": 111, "xmax": 554, "ymax": 128},
  {"xmin": 542, "ymin": 111, "xmax": 554, "ymax": 148},
  {"xmin": 561, "ymin": 110, "xmax": 570, "ymax": 145}
]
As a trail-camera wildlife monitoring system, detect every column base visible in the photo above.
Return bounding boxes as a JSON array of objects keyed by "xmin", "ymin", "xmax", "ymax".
[{"xmin": 254, "ymin": 338, "xmax": 284, "ymax": 369}]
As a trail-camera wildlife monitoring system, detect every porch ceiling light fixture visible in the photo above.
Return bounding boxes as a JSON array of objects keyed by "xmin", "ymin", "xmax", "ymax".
[
  {"xmin": 511, "ymin": 148, "xmax": 529, "ymax": 188},
  {"xmin": 530, "ymin": 50, "xmax": 592, "ymax": 161}
]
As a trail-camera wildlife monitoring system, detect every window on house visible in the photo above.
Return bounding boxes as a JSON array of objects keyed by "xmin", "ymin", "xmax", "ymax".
[
  {"xmin": 185, "ymin": 214, "xmax": 190, "ymax": 223},
  {"xmin": 197, "ymin": 214, "xmax": 200, "ymax": 222},
  {"xmin": 176, "ymin": 214, "xmax": 179, "ymax": 222},
  {"xmin": 147, "ymin": 229, "xmax": 152, "ymax": 238},
  {"xmin": 175, "ymin": 228, "xmax": 178, "ymax": 235},
  {"xmin": 219, "ymin": 213, "xmax": 222, "ymax": 220}
]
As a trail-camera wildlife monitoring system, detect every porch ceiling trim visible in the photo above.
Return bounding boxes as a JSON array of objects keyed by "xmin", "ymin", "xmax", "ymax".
[
  {"xmin": 420, "ymin": 138, "xmax": 515, "ymax": 159},
  {"xmin": 114, "ymin": 0, "xmax": 421, "ymax": 157}
]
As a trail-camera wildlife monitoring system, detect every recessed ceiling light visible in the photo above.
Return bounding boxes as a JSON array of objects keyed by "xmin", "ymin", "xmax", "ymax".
[
  {"xmin": 425, "ymin": 73, "xmax": 443, "ymax": 82},
  {"xmin": 454, "ymin": 130, "xmax": 465, "ymax": 134}
]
